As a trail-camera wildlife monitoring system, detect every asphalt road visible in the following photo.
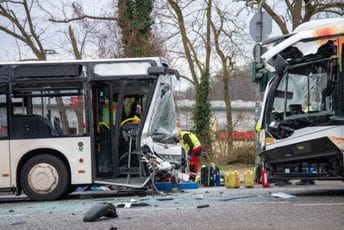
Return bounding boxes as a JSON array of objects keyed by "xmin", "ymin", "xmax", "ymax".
[{"xmin": 1, "ymin": 181, "xmax": 344, "ymax": 230}]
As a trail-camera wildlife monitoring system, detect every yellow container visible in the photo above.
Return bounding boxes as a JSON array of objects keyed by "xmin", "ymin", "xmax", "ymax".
[
  {"xmin": 244, "ymin": 170, "xmax": 254, "ymax": 188},
  {"xmin": 225, "ymin": 170, "xmax": 240, "ymax": 189}
]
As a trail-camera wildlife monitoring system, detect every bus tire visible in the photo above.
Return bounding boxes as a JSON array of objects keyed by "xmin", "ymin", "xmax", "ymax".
[{"xmin": 20, "ymin": 154, "xmax": 69, "ymax": 201}]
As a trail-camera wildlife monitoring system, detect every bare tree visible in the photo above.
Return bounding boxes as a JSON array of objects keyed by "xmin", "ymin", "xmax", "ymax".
[
  {"xmin": 47, "ymin": 1, "xmax": 164, "ymax": 59},
  {"xmin": 167, "ymin": 0, "xmax": 213, "ymax": 153},
  {"xmin": 40, "ymin": 1, "xmax": 121, "ymax": 59},
  {"xmin": 210, "ymin": 2, "xmax": 250, "ymax": 151},
  {"xmin": 164, "ymin": 0, "xmax": 251, "ymax": 157},
  {"xmin": 0, "ymin": 0, "xmax": 71, "ymax": 133},
  {"xmin": 210, "ymin": 65, "xmax": 255, "ymax": 101},
  {"xmin": 0, "ymin": 0, "xmax": 46, "ymax": 60}
]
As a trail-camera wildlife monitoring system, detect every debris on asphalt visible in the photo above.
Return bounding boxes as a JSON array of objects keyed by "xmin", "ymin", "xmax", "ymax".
[
  {"xmin": 83, "ymin": 202, "xmax": 118, "ymax": 222},
  {"xmin": 115, "ymin": 202, "xmax": 150, "ymax": 208},
  {"xmin": 110, "ymin": 225, "xmax": 118, "ymax": 230},
  {"xmin": 90, "ymin": 186, "xmax": 111, "ymax": 192},
  {"xmin": 156, "ymin": 196, "xmax": 174, "ymax": 201},
  {"xmin": 218, "ymin": 195, "xmax": 258, "ymax": 202},
  {"xmin": 75, "ymin": 186, "xmax": 89, "ymax": 192},
  {"xmin": 196, "ymin": 204, "xmax": 209, "ymax": 209},
  {"xmin": 271, "ymin": 192, "xmax": 296, "ymax": 199},
  {"xmin": 193, "ymin": 194, "xmax": 204, "ymax": 200},
  {"xmin": 10, "ymin": 221, "xmax": 26, "ymax": 226}
]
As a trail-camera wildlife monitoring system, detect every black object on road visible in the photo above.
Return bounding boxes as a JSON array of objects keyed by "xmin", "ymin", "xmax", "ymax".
[
  {"xmin": 83, "ymin": 203, "xmax": 118, "ymax": 222},
  {"xmin": 196, "ymin": 204, "xmax": 210, "ymax": 209}
]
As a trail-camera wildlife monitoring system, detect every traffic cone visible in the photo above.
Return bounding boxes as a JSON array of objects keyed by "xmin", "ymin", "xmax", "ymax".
[{"xmin": 261, "ymin": 168, "xmax": 270, "ymax": 188}]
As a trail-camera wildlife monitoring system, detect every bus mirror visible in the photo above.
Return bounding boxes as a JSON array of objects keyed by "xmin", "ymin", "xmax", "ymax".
[
  {"xmin": 148, "ymin": 66, "xmax": 180, "ymax": 80},
  {"xmin": 275, "ymin": 54, "xmax": 287, "ymax": 77},
  {"xmin": 148, "ymin": 66, "xmax": 165, "ymax": 75}
]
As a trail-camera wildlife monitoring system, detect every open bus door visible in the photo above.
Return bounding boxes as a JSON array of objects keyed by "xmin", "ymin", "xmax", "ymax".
[{"xmin": 91, "ymin": 78, "xmax": 155, "ymax": 187}]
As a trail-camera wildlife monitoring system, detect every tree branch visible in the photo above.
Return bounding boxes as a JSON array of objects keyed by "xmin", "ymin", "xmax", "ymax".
[
  {"xmin": 168, "ymin": 0, "xmax": 199, "ymax": 87},
  {"xmin": 262, "ymin": 1, "xmax": 289, "ymax": 34},
  {"xmin": 0, "ymin": 24, "xmax": 26, "ymax": 43},
  {"xmin": 23, "ymin": 0, "xmax": 45, "ymax": 59},
  {"xmin": 68, "ymin": 25, "xmax": 82, "ymax": 59},
  {"xmin": 0, "ymin": 3, "xmax": 42, "ymax": 57},
  {"xmin": 49, "ymin": 15, "xmax": 117, "ymax": 23}
]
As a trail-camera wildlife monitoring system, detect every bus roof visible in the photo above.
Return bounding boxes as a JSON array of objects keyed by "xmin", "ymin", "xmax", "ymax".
[
  {"xmin": 293, "ymin": 18, "xmax": 344, "ymax": 33},
  {"xmin": 261, "ymin": 18, "xmax": 344, "ymax": 71},
  {"xmin": 0, "ymin": 57, "xmax": 164, "ymax": 66},
  {"xmin": 0, "ymin": 57, "xmax": 174, "ymax": 80}
]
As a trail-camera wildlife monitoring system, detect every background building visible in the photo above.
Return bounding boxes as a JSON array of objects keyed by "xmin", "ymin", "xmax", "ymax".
[{"xmin": 176, "ymin": 100, "xmax": 256, "ymax": 141}]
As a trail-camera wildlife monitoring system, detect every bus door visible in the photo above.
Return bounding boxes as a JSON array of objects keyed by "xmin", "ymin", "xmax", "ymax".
[
  {"xmin": 0, "ymin": 84, "xmax": 10, "ymax": 188},
  {"xmin": 117, "ymin": 80, "xmax": 153, "ymax": 178},
  {"xmin": 92, "ymin": 81, "xmax": 120, "ymax": 178},
  {"xmin": 92, "ymin": 79, "xmax": 153, "ymax": 181}
]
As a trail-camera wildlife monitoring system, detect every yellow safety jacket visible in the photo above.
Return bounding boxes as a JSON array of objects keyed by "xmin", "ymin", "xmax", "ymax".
[{"xmin": 180, "ymin": 131, "xmax": 201, "ymax": 153}]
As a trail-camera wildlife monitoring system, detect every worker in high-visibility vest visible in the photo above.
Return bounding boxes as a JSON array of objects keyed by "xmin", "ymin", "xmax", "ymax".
[{"xmin": 178, "ymin": 129, "xmax": 202, "ymax": 181}]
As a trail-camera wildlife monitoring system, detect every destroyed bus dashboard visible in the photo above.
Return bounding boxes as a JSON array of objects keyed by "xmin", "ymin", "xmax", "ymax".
[
  {"xmin": 0, "ymin": 57, "xmax": 181, "ymax": 200},
  {"xmin": 257, "ymin": 18, "xmax": 344, "ymax": 181}
]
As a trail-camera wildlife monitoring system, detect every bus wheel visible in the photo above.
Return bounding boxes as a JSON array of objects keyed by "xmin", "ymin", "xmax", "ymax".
[{"xmin": 20, "ymin": 154, "xmax": 69, "ymax": 201}]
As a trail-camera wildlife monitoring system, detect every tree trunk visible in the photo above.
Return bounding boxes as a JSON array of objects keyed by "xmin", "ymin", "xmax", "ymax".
[
  {"xmin": 69, "ymin": 25, "xmax": 84, "ymax": 133},
  {"xmin": 54, "ymin": 95, "xmax": 70, "ymax": 134},
  {"xmin": 223, "ymin": 72, "xmax": 233, "ymax": 152},
  {"xmin": 75, "ymin": 96, "xmax": 84, "ymax": 133}
]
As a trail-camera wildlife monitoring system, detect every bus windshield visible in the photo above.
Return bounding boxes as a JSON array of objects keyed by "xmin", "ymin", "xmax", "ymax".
[
  {"xmin": 149, "ymin": 74, "xmax": 177, "ymax": 143},
  {"xmin": 266, "ymin": 58, "xmax": 341, "ymax": 139}
]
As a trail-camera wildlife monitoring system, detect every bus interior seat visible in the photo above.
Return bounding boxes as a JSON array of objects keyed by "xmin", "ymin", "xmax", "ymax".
[{"xmin": 11, "ymin": 114, "xmax": 56, "ymax": 138}]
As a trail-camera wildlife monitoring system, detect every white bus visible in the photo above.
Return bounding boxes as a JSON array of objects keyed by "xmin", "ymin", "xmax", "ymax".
[
  {"xmin": 0, "ymin": 57, "xmax": 181, "ymax": 200},
  {"xmin": 257, "ymin": 18, "xmax": 344, "ymax": 181}
]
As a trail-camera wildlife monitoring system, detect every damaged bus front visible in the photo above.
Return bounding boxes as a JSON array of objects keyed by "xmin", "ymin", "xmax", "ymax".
[{"xmin": 257, "ymin": 18, "xmax": 344, "ymax": 181}]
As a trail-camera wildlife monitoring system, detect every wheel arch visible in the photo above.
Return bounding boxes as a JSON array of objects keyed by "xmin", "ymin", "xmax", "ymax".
[{"xmin": 16, "ymin": 148, "xmax": 71, "ymax": 194}]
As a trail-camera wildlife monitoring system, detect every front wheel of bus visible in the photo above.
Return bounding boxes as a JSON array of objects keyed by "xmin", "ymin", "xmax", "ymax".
[{"xmin": 20, "ymin": 154, "xmax": 69, "ymax": 201}]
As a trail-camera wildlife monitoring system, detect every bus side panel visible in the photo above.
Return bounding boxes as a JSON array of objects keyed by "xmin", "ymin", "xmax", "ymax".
[
  {"xmin": 0, "ymin": 140, "xmax": 11, "ymax": 188},
  {"xmin": 10, "ymin": 137, "xmax": 92, "ymax": 187}
]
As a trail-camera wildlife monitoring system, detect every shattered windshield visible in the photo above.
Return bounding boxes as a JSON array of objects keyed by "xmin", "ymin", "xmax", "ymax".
[
  {"xmin": 267, "ymin": 58, "xmax": 340, "ymax": 139},
  {"xmin": 149, "ymin": 74, "xmax": 177, "ymax": 143},
  {"xmin": 272, "ymin": 71, "xmax": 328, "ymax": 117}
]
